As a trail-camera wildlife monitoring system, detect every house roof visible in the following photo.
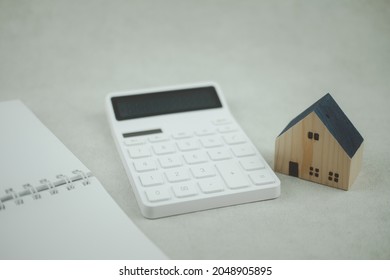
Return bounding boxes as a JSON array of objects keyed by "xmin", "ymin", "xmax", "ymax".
[{"xmin": 278, "ymin": 93, "xmax": 364, "ymax": 158}]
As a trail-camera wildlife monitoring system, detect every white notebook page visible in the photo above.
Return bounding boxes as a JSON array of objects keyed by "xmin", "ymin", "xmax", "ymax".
[{"xmin": 0, "ymin": 100, "xmax": 167, "ymax": 259}]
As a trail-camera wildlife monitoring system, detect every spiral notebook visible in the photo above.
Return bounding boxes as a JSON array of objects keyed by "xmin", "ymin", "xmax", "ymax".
[{"xmin": 0, "ymin": 100, "xmax": 167, "ymax": 259}]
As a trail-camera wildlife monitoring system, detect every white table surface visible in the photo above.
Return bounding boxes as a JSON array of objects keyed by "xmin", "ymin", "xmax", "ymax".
[{"xmin": 1, "ymin": 0, "xmax": 389, "ymax": 259}]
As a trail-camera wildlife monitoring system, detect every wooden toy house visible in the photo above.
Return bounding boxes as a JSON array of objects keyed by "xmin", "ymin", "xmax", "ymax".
[{"xmin": 274, "ymin": 93, "xmax": 364, "ymax": 190}]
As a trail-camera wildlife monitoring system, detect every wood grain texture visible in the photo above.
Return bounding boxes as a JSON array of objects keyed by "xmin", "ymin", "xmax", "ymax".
[{"xmin": 275, "ymin": 112, "xmax": 363, "ymax": 190}]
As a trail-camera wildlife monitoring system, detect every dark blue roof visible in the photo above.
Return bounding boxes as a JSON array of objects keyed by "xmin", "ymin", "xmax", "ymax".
[{"xmin": 279, "ymin": 93, "xmax": 364, "ymax": 158}]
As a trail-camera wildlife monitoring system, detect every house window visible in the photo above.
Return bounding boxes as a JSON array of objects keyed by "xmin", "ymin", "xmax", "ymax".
[
  {"xmin": 309, "ymin": 167, "xmax": 320, "ymax": 177},
  {"xmin": 307, "ymin": 131, "xmax": 319, "ymax": 141},
  {"xmin": 328, "ymin": 171, "xmax": 339, "ymax": 183}
]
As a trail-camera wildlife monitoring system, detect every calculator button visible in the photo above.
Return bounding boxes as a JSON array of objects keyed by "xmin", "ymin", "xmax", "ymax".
[
  {"xmin": 249, "ymin": 170, "xmax": 275, "ymax": 185},
  {"xmin": 124, "ymin": 138, "xmax": 146, "ymax": 146},
  {"xmin": 165, "ymin": 168, "xmax": 190, "ymax": 183},
  {"xmin": 198, "ymin": 178, "xmax": 225, "ymax": 194},
  {"xmin": 139, "ymin": 172, "xmax": 164, "ymax": 187},
  {"xmin": 145, "ymin": 188, "xmax": 171, "ymax": 202},
  {"xmin": 183, "ymin": 152, "xmax": 208, "ymax": 164},
  {"xmin": 172, "ymin": 131, "xmax": 192, "ymax": 139},
  {"xmin": 223, "ymin": 133, "xmax": 246, "ymax": 145},
  {"xmin": 207, "ymin": 148, "xmax": 232, "ymax": 161},
  {"xmin": 200, "ymin": 136, "xmax": 223, "ymax": 148},
  {"xmin": 217, "ymin": 125, "xmax": 238, "ymax": 133},
  {"xmin": 133, "ymin": 158, "xmax": 157, "ymax": 172},
  {"xmin": 152, "ymin": 143, "xmax": 176, "ymax": 155},
  {"xmin": 148, "ymin": 134, "xmax": 169, "ymax": 143},
  {"xmin": 172, "ymin": 182, "xmax": 198, "ymax": 198},
  {"xmin": 176, "ymin": 139, "xmax": 200, "ymax": 151},
  {"xmin": 212, "ymin": 118, "xmax": 231, "ymax": 126},
  {"xmin": 128, "ymin": 146, "xmax": 151, "ymax": 158},
  {"xmin": 158, "ymin": 155, "xmax": 183, "ymax": 168},
  {"xmin": 195, "ymin": 128, "xmax": 215, "ymax": 136},
  {"xmin": 239, "ymin": 157, "xmax": 265, "ymax": 171},
  {"xmin": 190, "ymin": 164, "xmax": 216, "ymax": 178},
  {"xmin": 216, "ymin": 161, "xmax": 250, "ymax": 189},
  {"xmin": 231, "ymin": 145, "xmax": 255, "ymax": 157}
]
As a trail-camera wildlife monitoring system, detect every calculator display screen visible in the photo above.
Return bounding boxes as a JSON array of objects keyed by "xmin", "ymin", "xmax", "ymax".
[{"xmin": 112, "ymin": 86, "xmax": 222, "ymax": 120}]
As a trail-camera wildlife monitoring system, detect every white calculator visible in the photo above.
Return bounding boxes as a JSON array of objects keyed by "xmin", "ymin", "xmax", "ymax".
[{"xmin": 106, "ymin": 82, "xmax": 280, "ymax": 218}]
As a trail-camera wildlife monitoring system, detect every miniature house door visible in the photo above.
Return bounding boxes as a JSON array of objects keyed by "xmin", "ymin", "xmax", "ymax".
[{"xmin": 289, "ymin": 161, "xmax": 299, "ymax": 177}]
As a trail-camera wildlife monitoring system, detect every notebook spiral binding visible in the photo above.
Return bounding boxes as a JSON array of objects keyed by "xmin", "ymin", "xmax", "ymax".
[{"xmin": 0, "ymin": 170, "xmax": 93, "ymax": 211}]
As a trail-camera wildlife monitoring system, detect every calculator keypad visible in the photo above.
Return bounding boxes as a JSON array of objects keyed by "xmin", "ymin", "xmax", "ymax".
[{"xmin": 123, "ymin": 120, "xmax": 276, "ymax": 208}]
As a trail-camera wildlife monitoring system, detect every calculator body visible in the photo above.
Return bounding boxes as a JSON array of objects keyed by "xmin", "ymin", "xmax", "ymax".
[{"xmin": 106, "ymin": 82, "xmax": 280, "ymax": 218}]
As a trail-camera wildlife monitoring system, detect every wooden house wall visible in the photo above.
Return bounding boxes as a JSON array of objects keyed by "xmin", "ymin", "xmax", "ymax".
[{"xmin": 275, "ymin": 112, "xmax": 352, "ymax": 190}]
